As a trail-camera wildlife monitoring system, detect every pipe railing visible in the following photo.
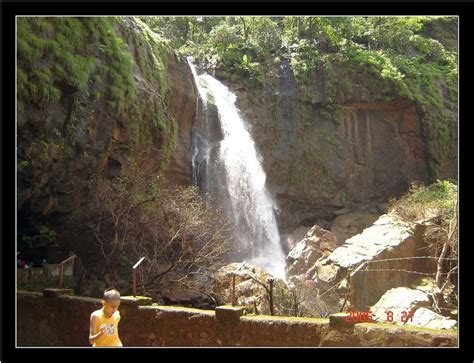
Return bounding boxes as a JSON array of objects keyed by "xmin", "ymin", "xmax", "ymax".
[
  {"xmin": 132, "ymin": 257, "xmax": 146, "ymax": 296},
  {"xmin": 59, "ymin": 254, "xmax": 77, "ymax": 288}
]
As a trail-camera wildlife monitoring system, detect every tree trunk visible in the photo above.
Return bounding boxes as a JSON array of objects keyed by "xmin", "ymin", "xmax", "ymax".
[{"xmin": 239, "ymin": 16, "xmax": 248, "ymax": 41}]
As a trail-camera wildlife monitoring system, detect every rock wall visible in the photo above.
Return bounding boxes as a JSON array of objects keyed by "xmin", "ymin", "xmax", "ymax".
[
  {"xmin": 162, "ymin": 52, "xmax": 197, "ymax": 186},
  {"xmin": 17, "ymin": 18, "xmax": 196, "ymax": 257},
  {"xmin": 210, "ymin": 48, "xmax": 456, "ymax": 231},
  {"xmin": 17, "ymin": 291, "xmax": 457, "ymax": 347},
  {"xmin": 237, "ymin": 87, "xmax": 432, "ymax": 230}
]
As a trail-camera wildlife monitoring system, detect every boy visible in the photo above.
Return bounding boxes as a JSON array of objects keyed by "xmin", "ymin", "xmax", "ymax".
[{"xmin": 89, "ymin": 288, "xmax": 123, "ymax": 347}]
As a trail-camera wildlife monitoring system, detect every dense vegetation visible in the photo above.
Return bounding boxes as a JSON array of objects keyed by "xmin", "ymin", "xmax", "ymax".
[
  {"xmin": 142, "ymin": 16, "xmax": 458, "ymax": 175},
  {"xmin": 389, "ymin": 179, "xmax": 457, "ymax": 227},
  {"xmin": 141, "ymin": 16, "xmax": 457, "ymax": 101}
]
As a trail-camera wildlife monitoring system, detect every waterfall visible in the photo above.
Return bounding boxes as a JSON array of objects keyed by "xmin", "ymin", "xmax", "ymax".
[{"xmin": 188, "ymin": 59, "xmax": 286, "ymax": 280}]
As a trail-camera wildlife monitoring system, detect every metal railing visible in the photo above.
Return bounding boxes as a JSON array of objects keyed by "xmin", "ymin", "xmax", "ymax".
[
  {"xmin": 59, "ymin": 254, "xmax": 77, "ymax": 288},
  {"xmin": 132, "ymin": 257, "xmax": 146, "ymax": 296}
]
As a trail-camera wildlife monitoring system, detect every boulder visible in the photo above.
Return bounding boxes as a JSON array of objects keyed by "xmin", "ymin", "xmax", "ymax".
[
  {"xmin": 159, "ymin": 286, "xmax": 216, "ymax": 310},
  {"xmin": 314, "ymin": 214, "xmax": 435, "ymax": 309},
  {"xmin": 214, "ymin": 262, "xmax": 287, "ymax": 315},
  {"xmin": 405, "ymin": 307, "xmax": 457, "ymax": 330},
  {"xmin": 370, "ymin": 287, "xmax": 431, "ymax": 322},
  {"xmin": 370, "ymin": 287, "xmax": 457, "ymax": 330},
  {"xmin": 286, "ymin": 225, "xmax": 338, "ymax": 286}
]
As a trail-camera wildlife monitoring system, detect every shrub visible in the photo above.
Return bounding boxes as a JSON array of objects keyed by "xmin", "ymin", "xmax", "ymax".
[{"xmin": 388, "ymin": 179, "xmax": 457, "ymax": 227}]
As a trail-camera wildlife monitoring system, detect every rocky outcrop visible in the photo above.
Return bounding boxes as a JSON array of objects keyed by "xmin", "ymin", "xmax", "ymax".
[
  {"xmin": 260, "ymin": 97, "xmax": 432, "ymax": 230},
  {"xmin": 313, "ymin": 214, "xmax": 435, "ymax": 310},
  {"xmin": 286, "ymin": 225, "xmax": 339, "ymax": 286}
]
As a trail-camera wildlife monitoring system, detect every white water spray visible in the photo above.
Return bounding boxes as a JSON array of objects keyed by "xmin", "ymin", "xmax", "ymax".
[{"xmin": 188, "ymin": 59, "xmax": 286, "ymax": 280}]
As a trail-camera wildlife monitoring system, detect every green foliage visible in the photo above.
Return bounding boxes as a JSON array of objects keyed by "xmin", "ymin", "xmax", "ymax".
[
  {"xmin": 18, "ymin": 160, "xmax": 30, "ymax": 169},
  {"xmin": 17, "ymin": 17, "xmax": 132, "ymax": 115},
  {"xmin": 209, "ymin": 21, "xmax": 245, "ymax": 53},
  {"xmin": 245, "ymin": 17, "xmax": 281, "ymax": 54},
  {"xmin": 121, "ymin": 18, "xmax": 170, "ymax": 98},
  {"xmin": 38, "ymin": 140, "xmax": 52, "ymax": 163},
  {"xmin": 17, "ymin": 17, "xmax": 96, "ymax": 109},
  {"xmin": 138, "ymin": 16, "xmax": 457, "ymax": 109},
  {"xmin": 18, "ymin": 17, "xmax": 178, "ymax": 169},
  {"xmin": 23, "ymin": 225, "xmax": 57, "ymax": 248}
]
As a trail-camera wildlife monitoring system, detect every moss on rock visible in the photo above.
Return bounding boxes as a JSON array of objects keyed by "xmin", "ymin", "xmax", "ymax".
[{"xmin": 17, "ymin": 16, "xmax": 178, "ymax": 168}]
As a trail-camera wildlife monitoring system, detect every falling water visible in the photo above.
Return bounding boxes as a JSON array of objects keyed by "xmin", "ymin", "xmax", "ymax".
[{"xmin": 188, "ymin": 59, "xmax": 286, "ymax": 280}]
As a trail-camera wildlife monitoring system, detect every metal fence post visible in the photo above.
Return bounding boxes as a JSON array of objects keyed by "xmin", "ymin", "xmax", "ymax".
[{"xmin": 132, "ymin": 257, "xmax": 146, "ymax": 297}]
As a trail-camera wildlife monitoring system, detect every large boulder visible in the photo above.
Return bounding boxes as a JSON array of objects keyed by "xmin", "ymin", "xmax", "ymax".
[
  {"xmin": 286, "ymin": 225, "xmax": 338, "ymax": 286},
  {"xmin": 214, "ymin": 262, "xmax": 287, "ymax": 315},
  {"xmin": 314, "ymin": 214, "xmax": 435, "ymax": 309},
  {"xmin": 404, "ymin": 307, "xmax": 457, "ymax": 330},
  {"xmin": 158, "ymin": 285, "xmax": 216, "ymax": 310},
  {"xmin": 370, "ymin": 287, "xmax": 431, "ymax": 320},
  {"xmin": 370, "ymin": 287, "xmax": 457, "ymax": 330}
]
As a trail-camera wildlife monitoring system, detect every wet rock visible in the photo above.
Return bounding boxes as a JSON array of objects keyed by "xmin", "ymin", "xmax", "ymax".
[
  {"xmin": 283, "ymin": 226, "xmax": 310, "ymax": 251},
  {"xmin": 223, "ymin": 61, "xmax": 445, "ymax": 231},
  {"xmin": 162, "ymin": 53, "xmax": 198, "ymax": 185}
]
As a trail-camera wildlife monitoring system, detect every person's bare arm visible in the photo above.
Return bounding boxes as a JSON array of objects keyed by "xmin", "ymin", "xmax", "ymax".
[{"xmin": 89, "ymin": 314, "xmax": 105, "ymax": 345}]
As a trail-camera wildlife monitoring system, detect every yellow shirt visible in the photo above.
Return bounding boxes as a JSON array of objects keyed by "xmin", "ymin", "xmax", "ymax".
[{"xmin": 92, "ymin": 309, "xmax": 122, "ymax": 347}]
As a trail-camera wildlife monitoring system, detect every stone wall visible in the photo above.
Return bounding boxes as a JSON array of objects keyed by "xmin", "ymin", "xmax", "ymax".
[
  {"xmin": 17, "ymin": 264, "xmax": 74, "ymax": 286},
  {"xmin": 17, "ymin": 291, "xmax": 457, "ymax": 347}
]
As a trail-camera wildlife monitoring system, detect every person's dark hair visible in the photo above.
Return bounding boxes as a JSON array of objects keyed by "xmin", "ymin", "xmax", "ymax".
[{"xmin": 103, "ymin": 287, "xmax": 120, "ymax": 301}]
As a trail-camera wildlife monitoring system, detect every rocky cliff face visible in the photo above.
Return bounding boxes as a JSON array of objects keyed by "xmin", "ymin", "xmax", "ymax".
[
  {"xmin": 210, "ymin": 53, "xmax": 456, "ymax": 231},
  {"xmin": 162, "ymin": 53, "xmax": 197, "ymax": 186},
  {"xmin": 17, "ymin": 18, "xmax": 196, "ymax": 255}
]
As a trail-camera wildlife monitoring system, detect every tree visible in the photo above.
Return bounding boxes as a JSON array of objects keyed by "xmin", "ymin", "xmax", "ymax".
[{"xmin": 71, "ymin": 162, "xmax": 234, "ymax": 298}]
